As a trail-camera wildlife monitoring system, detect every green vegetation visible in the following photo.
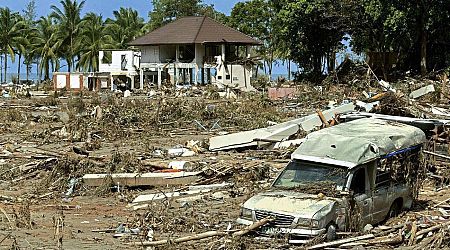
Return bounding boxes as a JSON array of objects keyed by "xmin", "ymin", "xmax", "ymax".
[{"xmin": 0, "ymin": 0, "xmax": 449, "ymax": 83}]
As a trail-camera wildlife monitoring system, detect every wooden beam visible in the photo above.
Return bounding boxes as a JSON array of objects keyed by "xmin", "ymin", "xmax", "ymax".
[
  {"xmin": 82, "ymin": 172, "xmax": 200, "ymax": 187},
  {"xmin": 307, "ymin": 234, "xmax": 375, "ymax": 250},
  {"xmin": 131, "ymin": 231, "xmax": 226, "ymax": 246},
  {"xmin": 316, "ymin": 109, "xmax": 330, "ymax": 127},
  {"xmin": 232, "ymin": 217, "xmax": 274, "ymax": 237}
]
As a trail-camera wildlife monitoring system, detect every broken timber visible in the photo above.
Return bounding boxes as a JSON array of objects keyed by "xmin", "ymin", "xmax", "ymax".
[
  {"xmin": 82, "ymin": 172, "xmax": 200, "ymax": 187},
  {"xmin": 307, "ymin": 234, "xmax": 375, "ymax": 250},
  {"xmin": 209, "ymin": 103, "xmax": 355, "ymax": 151},
  {"xmin": 129, "ymin": 217, "xmax": 274, "ymax": 247}
]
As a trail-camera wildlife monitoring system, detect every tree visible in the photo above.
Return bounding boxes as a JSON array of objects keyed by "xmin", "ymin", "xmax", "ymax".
[
  {"xmin": 105, "ymin": 7, "xmax": 145, "ymax": 49},
  {"xmin": 351, "ymin": 0, "xmax": 450, "ymax": 76},
  {"xmin": 22, "ymin": 0, "xmax": 37, "ymax": 82},
  {"xmin": 14, "ymin": 14, "xmax": 28, "ymax": 84},
  {"xmin": 230, "ymin": 0, "xmax": 277, "ymax": 80},
  {"xmin": 274, "ymin": 0, "xmax": 349, "ymax": 79},
  {"xmin": 33, "ymin": 16, "xmax": 60, "ymax": 80},
  {"xmin": 146, "ymin": 0, "xmax": 227, "ymax": 31},
  {"xmin": 0, "ymin": 7, "xmax": 26, "ymax": 82},
  {"xmin": 78, "ymin": 13, "xmax": 114, "ymax": 72},
  {"xmin": 51, "ymin": 0, "xmax": 85, "ymax": 72}
]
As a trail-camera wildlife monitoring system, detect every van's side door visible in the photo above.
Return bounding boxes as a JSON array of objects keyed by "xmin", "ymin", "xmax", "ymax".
[
  {"xmin": 350, "ymin": 167, "xmax": 373, "ymax": 226},
  {"xmin": 372, "ymin": 170, "xmax": 391, "ymax": 223}
]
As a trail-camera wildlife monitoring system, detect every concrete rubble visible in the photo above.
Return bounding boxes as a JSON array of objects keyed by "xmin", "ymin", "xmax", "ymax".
[{"xmin": 410, "ymin": 84, "xmax": 435, "ymax": 99}]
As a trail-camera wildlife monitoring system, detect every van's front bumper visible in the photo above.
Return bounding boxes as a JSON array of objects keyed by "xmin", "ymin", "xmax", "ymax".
[{"xmin": 236, "ymin": 218, "xmax": 327, "ymax": 244}]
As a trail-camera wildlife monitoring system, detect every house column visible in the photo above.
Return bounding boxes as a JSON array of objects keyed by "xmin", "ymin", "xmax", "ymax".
[
  {"xmin": 194, "ymin": 65, "xmax": 199, "ymax": 85},
  {"xmin": 157, "ymin": 67, "xmax": 162, "ymax": 89},
  {"xmin": 130, "ymin": 76, "xmax": 135, "ymax": 90},
  {"xmin": 139, "ymin": 69, "xmax": 144, "ymax": 89},
  {"xmin": 110, "ymin": 76, "xmax": 114, "ymax": 91},
  {"xmin": 221, "ymin": 44, "xmax": 226, "ymax": 63},
  {"xmin": 246, "ymin": 45, "xmax": 251, "ymax": 58},
  {"xmin": 175, "ymin": 45, "xmax": 179, "ymax": 85},
  {"xmin": 206, "ymin": 68, "xmax": 211, "ymax": 84},
  {"xmin": 201, "ymin": 67, "xmax": 205, "ymax": 85}
]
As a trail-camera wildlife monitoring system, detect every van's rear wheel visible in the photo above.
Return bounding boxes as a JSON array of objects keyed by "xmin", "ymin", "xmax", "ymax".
[
  {"xmin": 326, "ymin": 224, "xmax": 337, "ymax": 241},
  {"xmin": 387, "ymin": 200, "xmax": 402, "ymax": 219}
]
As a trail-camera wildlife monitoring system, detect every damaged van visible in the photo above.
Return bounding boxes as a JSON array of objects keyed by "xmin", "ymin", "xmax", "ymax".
[{"xmin": 237, "ymin": 118, "xmax": 426, "ymax": 243}]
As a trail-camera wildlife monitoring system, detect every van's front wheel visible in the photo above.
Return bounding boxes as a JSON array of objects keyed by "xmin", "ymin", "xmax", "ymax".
[{"xmin": 326, "ymin": 224, "xmax": 337, "ymax": 241}]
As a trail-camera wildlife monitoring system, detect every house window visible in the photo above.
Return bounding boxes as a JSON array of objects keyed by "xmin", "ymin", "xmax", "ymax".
[
  {"xmin": 102, "ymin": 51, "xmax": 112, "ymax": 64},
  {"xmin": 226, "ymin": 75, "xmax": 231, "ymax": 80},
  {"xmin": 178, "ymin": 44, "xmax": 195, "ymax": 63},
  {"xmin": 121, "ymin": 55, "xmax": 128, "ymax": 71},
  {"xmin": 218, "ymin": 75, "xmax": 222, "ymax": 80}
]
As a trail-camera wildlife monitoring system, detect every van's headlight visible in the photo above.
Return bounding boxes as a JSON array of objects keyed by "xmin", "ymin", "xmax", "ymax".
[
  {"xmin": 297, "ymin": 218, "xmax": 310, "ymax": 227},
  {"xmin": 311, "ymin": 220, "xmax": 320, "ymax": 229},
  {"xmin": 240, "ymin": 207, "xmax": 253, "ymax": 220},
  {"xmin": 296, "ymin": 218, "xmax": 320, "ymax": 229}
]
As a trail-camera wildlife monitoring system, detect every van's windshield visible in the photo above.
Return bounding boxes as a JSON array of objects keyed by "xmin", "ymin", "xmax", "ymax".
[{"xmin": 273, "ymin": 160, "xmax": 348, "ymax": 192}]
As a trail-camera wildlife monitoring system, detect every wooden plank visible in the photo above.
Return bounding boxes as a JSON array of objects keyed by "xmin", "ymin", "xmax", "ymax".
[
  {"xmin": 82, "ymin": 172, "xmax": 200, "ymax": 187},
  {"xmin": 307, "ymin": 234, "xmax": 375, "ymax": 250},
  {"xmin": 132, "ymin": 189, "xmax": 211, "ymax": 204},
  {"xmin": 130, "ymin": 231, "xmax": 226, "ymax": 246}
]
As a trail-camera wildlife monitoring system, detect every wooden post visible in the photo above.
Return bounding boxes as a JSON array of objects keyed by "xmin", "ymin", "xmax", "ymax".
[{"xmin": 316, "ymin": 109, "xmax": 330, "ymax": 127}]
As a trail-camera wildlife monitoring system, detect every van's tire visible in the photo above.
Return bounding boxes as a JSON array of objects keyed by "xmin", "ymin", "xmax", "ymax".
[
  {"xmin": 387, "ymin": 199, "xmax": 402, "ymax": 219},
  {"xmin": 326, "ymin": 224, "xmax": 337, "ymax": 241}
]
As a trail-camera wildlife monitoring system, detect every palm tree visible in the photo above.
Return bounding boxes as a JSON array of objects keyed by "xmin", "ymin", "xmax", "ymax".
[
  {"xmin": 105, "ymin": 7, "xmax": 145, "ymax": 49},
  {"xmin": 33, "ymin": 16, "xmax": 60, "ymax": 80},
  {"xmin": 51, "ymin": 0, "xmax": 85, "ymax": 72},
  {"xmin": 0, "ymin": 8, "xmax": 26, "ymax": 82},
  {"xmin": 77, "ymin": 13, "xmax": 114, "ymax": 72},
  {"xmin": 14, "ymin": 15, "xmax": 31, "ymax": 84}
]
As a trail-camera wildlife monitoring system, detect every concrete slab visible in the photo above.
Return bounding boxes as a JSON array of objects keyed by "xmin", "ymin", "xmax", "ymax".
[
  {"xmin": 410, "ymin": 84, "xmax": 435, "ymax": 99},
  {"xmin": 209, "ymin": 103, "xmax": 355, "ymax": 151}
]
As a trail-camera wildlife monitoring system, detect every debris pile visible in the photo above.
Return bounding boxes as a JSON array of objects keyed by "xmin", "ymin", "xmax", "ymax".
[{"xmin": 1, "ymin": 71, "xmax": 450, "ymax": 249}]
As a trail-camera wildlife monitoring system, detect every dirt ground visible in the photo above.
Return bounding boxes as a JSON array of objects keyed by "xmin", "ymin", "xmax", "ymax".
[{"xmin": 1, "ymin": 82, "xmax": 450, "ymax": 249}]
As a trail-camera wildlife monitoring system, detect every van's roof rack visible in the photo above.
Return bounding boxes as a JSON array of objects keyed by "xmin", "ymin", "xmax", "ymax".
[{"xmin": 292, "ymin": 118, "xmax": 426, "ymax": 168}]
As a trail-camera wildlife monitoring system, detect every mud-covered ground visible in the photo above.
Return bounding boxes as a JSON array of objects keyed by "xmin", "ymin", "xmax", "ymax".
[{"xmin": 0, "ymin": 82, "xmax": 449, "ymax": 249}]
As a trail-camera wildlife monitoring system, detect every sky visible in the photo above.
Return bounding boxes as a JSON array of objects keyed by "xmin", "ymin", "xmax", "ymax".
[{"xmin": 1, "ymin": 0, "xmax": 241, "ymax": 20}]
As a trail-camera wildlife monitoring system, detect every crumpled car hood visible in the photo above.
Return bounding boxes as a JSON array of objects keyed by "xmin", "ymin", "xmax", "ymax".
[{"xmin": 243, "ymin": 190, "xmax": 337, "ymax": 219}]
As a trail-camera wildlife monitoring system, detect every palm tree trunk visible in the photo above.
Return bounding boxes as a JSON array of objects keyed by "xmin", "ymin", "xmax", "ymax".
[
  {"xmin": 4, "ymin": 52, "xmax": 7, "ymax": 83},
  {"xmin": 17, "ymin": 53, "xmax": 22, "ymax": 84},
  {"xmin": 0, "ymin": 54, "xmax": 3, "ymax": 83},
  {"xmin": 26, "ymin": 62, "xmax": 30, "ymax": 81},
  {"xmin": 287, "ymin": 60, "xmax": 291, "ymax": 81},
  {"xmin": 67, "ymin": 59, "xmax": 72, "ymax": 73},
  {"xmin": 45, "ymin": 60, "xmax": 50, "ymax": 80},
  {"xmin": 37, "ymin": 61, "xmax": 41, "ymax": 82}
]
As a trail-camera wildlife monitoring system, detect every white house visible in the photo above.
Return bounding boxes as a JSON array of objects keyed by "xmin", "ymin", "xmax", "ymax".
[
  {"xmin": 96, "ymin": 50, "xmax": 141, "ymax": 91},
  {"xmin": 129, "ymin": 16, "xmax": 261, "ymax": 91}
]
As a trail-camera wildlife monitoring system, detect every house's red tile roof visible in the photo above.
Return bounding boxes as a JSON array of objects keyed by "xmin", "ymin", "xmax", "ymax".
[{"xmin": 129, "ymin": 16, "xmax": 261, "ymax": 46}]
